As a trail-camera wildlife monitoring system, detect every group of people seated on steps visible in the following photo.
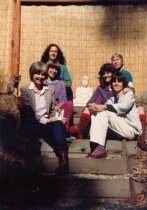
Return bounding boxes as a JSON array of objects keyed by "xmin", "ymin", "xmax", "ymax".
[
  {"xmin": 70, "ymin": 53, "xmax": 147, "ymax": 152},
  {"xmin": 19, "ymin": 43, "xmax": 147, "ymax": 175}
]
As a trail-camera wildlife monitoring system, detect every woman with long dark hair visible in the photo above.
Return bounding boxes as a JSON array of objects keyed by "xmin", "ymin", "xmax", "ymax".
[
  {"xmin": 41, "ymin": 44, "xmax": 73, "ymax": 134},
  {"xmin": 69, "ymin": 63, "xmax": 115, "ymax": 139},
  {"xmin": 41, "ymin": 43, "xmax": 73, "ymax": 100}
]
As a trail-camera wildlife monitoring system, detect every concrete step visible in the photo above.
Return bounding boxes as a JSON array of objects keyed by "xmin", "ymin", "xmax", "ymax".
[
  {"xmin": 73, "ymin": 106, "xmax": 84, "ymax": 125},
  {"xmin": 40, "ymin": 139, "xmax": 137, "ymax": 175},
  {"xmin": 37, "ymin": 173, "xmax": 131, "ymax": 199},
  {"xmin": 40, "ymin": 154, "xmax": 136, "ymax": 175},
  {"xmin": 35, "ymin": 138, "xmax": 140, "ymax": 199},
  {"xmin": 40, "ymin": 139, "xmax": 137, "ymax": 157},
  {"xmin": 0, "ymin": 138, "xmax": 141, "ymax": 200},
  {"xmin": 74, "ymin": 106, "xmax": 85, "ymax": 114}
]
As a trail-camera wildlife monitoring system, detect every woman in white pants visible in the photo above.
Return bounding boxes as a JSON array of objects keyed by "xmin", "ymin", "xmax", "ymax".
[{"xmin": 87, "ymin": 72, "xmax": 142, "ymax": 158}]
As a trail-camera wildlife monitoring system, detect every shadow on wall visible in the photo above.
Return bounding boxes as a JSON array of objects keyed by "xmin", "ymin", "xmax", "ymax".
[{"xmin": 101, "ymin": 5, "xmax": 146, "ymax": 40}]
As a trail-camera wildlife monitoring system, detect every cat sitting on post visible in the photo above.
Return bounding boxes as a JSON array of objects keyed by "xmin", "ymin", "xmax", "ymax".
[{"xmin": 6, "ymin": 75, "xmax": 21, "ymax": 96}]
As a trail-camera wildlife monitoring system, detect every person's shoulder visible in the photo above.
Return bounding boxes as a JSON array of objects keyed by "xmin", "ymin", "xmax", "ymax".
[
  {"xmin": 60, "ymin": 64, "xmax": 65, "ymax": 68},
  {"xmin": 60, "ymin": 64, "xmax": 66, "ymax": 67},
  {"xmin": 56, "ymin": 80, "xmax": 64, "ymax": 87},
  {"xmin": 98, "ymin": 85, "xmax": 109, "ymax": 91},
  {"xmin": 20, "ymin": 84, "xmax": 30, "ymax": 91},
  {"xmin": 46, "ymin": 85, "xmax": 55, "ymax": 93},
  {"xmin": 60, "ymin": 64, "xmax": 68, "ymax": 70},
  {"xmin": 121, "ymin": 69, "xmax": 132, "ymax": 75},
  {"xmin": 120, "ymin": 90, "xmax": 134, "ymax": 99},
  {"xmin": 54, "ymin": 79, "xmax": 64, "ymax": 86},
  {"xmin": 127, "ymin": 89, "xmax": 134, "ymax": 96}
]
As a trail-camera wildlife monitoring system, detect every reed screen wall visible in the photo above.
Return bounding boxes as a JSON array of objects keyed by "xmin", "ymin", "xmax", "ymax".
[
  {"xmin": 0, "ymin": 1, "xmax": 147, "ymax": 96},
  {"xmin": 0, "ymin": 0, "xmax": 13, "ymax": 91}
]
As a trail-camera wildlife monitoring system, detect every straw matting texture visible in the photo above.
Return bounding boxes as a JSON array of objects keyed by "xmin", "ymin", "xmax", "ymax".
[
  {"xmin": 0, "ymin": 2, "xmax": 147, "ymax": 96},
  {"xmin": 19, "ymin": 4, "xmax": 147, "ymax": 97},
  {"xmin": 0, "ymin": 0, "xmax": 13, "ymax": 92}
]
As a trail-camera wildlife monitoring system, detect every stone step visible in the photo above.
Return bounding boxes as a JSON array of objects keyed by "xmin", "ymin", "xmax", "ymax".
[
  {"xmin": 0, "ymin": 138, "xmax": 141, "ymax": 201},
  {"xmin": 73, "ymin": 106, "xmax": 84, "ymax": 125},
  {"xmin": 40, "ymin": 154, "xmax": 136, "ymax": 175},
  {"xmin": 0, "ymin": 156, "xmax": 143, "ymax": 201},
  {"xmin": 0, "ymin": 154, "xmax": 142, "ymax": 201},
  {"xmin": 0, "ymin": 162, "xmax": 132, "ymax": 200},
  {"xmin": 40, "ymin": 139, "xmax": 137, "ymax": 157},
  {"xmin": 40, "ymin": 139, "xmax": 137, "ymax": 175},
  {"xmin": 36, "ymin": 138, "xmax": 139, "ymax": 199},
  {"xmin": 74, "ymin": 106, "xmax": 85, "ymax": 114},
  {"xmin": 36, "ymin": 173, "xmax": 131, "ymax": 199}
]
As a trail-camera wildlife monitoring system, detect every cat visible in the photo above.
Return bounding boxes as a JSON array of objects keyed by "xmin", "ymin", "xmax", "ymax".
[{"xmin": 6, "ymin": 75, "xmax": 21, "ymax": 96}]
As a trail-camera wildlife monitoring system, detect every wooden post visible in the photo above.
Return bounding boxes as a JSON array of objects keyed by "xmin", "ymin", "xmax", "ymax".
[{"xmin": 10, "ymin": 0, "xmax": 21, "ymax": 76}]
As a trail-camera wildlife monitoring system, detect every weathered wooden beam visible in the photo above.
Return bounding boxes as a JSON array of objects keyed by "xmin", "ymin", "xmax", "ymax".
[
  {"xmin": 20, "ymin": 0, "xmax": 101, "ymax": 3},
  {"xmin": 20, "ymin": 0, "xmax": 147, "ymax": 4},
  {"xmin": 11, "ymin": 0, "xmax": 21, "ymax": 76}
]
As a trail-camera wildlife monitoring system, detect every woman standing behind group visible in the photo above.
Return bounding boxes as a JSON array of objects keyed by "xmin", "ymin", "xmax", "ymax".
[{"xmin": 41, "ymin": 43, "xmax": 74, "ymax": 134}]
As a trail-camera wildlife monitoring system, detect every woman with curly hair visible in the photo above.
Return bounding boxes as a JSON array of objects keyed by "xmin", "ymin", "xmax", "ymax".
[
  {"xmin": 41, "ymin": 44, "xmax": 73, "ymax": 134},
  {"xmin": 41, "ymin": 43, "xmax": 73, "ymax": 99},
  {"xmin": 69, "ymin": 63, "xmax": 115, "ymax": 139}
]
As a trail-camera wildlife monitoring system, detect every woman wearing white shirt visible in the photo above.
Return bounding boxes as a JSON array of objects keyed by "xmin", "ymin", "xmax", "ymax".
[
  {"xmin": 87, "ymin": 72, "xmax": 142, "ymax": 158},
  {"xmin": 20, "ymin": 61, "xmax": 69, "ymax": 175}
]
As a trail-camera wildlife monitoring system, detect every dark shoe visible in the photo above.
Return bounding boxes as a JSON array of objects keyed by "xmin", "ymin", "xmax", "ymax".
[
  {"xmin": 55, "ymin": 165, "xmax": 69, "ymax": 175},
  {"xmin": 86, "ymin": 142, "xmax": 100, "ymax": 158},
  {"xmin": 55, "ymin": 151, "xmax": 69, "ymax": 175},
  {"xmin": 90, "ymin": 145, "xmax": 107, "ymax": 158},
  {"xmin": 138, "ymin": 142, "xmax": 147, "ymax": 152}
]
